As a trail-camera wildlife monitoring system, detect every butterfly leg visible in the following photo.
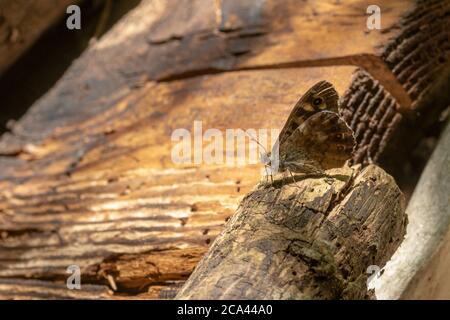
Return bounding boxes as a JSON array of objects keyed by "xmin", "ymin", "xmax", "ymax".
[
  {"xmin": 288, "ymin": 169, "xmax": 301, "ymax": 188},
  {"xmin": 264, "ymin": 165, "xmax": 274, "ymax": 184},
  {"xmin": 280, "ymin": 170, "xmax": 289, "ymax": 188}
]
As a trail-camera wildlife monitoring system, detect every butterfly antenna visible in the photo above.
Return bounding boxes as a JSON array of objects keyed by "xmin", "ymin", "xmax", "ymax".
[{"xmin": 244, "ymin": 131, "xmax": 268, "ymax": 155}]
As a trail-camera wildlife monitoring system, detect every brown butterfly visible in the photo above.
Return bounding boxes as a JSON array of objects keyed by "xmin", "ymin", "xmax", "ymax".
[{"xmin": 265, "ymin": 81, "xmax": 355, "ymax": 177}]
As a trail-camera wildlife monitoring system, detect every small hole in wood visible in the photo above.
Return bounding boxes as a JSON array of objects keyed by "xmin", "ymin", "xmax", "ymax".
[{"xmin": 179, "ymin": 218, "xmax": 188, "ymax": 226}]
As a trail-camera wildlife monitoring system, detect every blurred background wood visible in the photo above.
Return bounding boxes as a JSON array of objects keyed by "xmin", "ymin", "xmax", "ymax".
[
  {"xmin": 0, "ymin": 0, "xmax": 80, "ymax": 75},
  {"xmin": 0, "ymin": 0, "xmax": 449, "ymax": 299}
]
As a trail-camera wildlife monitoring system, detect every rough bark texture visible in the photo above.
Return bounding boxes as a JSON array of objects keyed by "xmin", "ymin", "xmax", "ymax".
[
  {"xmin": 0, "ymin": 0, "xmax": 79, "ymax": 75},
  {"xmin": 0, "ymin": 0, "xmax": 448, "ymax": 299},
  {"xmin": 176, "ymin": 165, "xmax": 407, "ymax": 299}
]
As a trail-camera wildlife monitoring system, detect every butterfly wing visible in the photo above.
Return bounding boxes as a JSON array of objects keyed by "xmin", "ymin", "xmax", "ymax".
[
  {"xmin": 277, "ymin": 80, "xmax": 339, "ymax": 147},
  {"xmin": 279, "ymin": 111, "xmax": 355, "ymax": 172}
]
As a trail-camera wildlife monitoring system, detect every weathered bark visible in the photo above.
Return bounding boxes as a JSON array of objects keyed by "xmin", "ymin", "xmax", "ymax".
[
  {"xmin": 176, "ymin": 165, "xmax": 407, "ymax": 299},
  {"xmin": 373, "ymin": 119, "xmax": 450, "ymax": 299},
  {"xmin": 0, "ymin": 0, "xmax": 448, "ymax": 299},
  {"xmin": 0, "ymin": 0, "xmax": 79, "ymax": 75},
  {"xmin": 342, "ymin": 0, "xmax": 450, "ymax": 170}
]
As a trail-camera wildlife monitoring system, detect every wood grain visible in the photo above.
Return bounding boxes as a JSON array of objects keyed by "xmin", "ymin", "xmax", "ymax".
[
  {"xmin": 0, "ymin": 0, "xmax": 449, "ymax": 299},
  {"xmin": 0, "ymin": 0, "xmax": 79, "ymax": 75}
]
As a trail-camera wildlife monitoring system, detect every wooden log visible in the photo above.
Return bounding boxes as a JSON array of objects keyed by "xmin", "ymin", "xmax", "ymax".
[
  {"xmin": 176, "ymin": 165, "xmax": 407, "ymax": 299},
  {"xmin": 0, "ymin": 0, "xmax": 448, "ymax": 299},
  {"xmin": 372, "ymin": 119, "xmax": 450, "ymax": 299},
  {"xmin": 147, "ymin": 0, "xmax": 411, "ymax": 104},
  {"xmin": 0, "ymin": 0, "xmax": 79, "ymax": 75}
]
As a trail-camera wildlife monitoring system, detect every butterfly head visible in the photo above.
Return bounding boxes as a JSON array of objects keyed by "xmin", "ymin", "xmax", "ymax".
[
  {"xmin": 260, "ymin": 151, "xmax": 271, "ymax": 165},
  {"xmin": 260, "ymin": 150, "xmax": 283, "ymax": 175}
]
